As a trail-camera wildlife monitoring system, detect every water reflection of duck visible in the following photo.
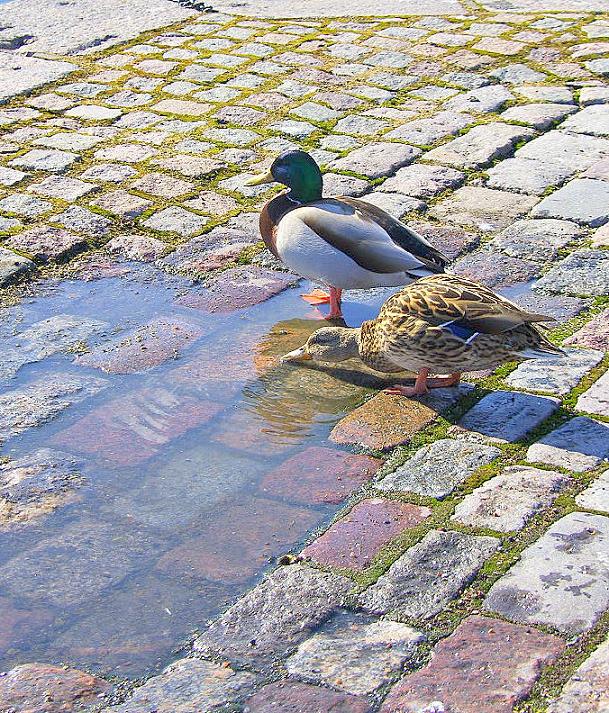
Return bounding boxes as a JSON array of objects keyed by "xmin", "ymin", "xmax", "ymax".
[
  {"xmin": 246, "ymin": 150, "xmax": 447, "ymax": 319},
  {"xmin": 283, "ymin": 274, "xmax": 564, "ymax": 397}
]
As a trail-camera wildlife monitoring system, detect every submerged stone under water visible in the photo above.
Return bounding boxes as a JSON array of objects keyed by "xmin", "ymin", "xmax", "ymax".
[{"xmin": 0, "ymin": 257, "xmax": 398, "ymax": 678}]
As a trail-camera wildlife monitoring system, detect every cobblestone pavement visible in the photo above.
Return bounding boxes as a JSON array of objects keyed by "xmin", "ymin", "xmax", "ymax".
[{"xmin": 0, "ymin": 4, "xmax": 609, "ymax": 713}]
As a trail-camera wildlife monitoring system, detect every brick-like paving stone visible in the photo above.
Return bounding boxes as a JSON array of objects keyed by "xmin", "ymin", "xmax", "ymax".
[
  {"xmin": 531, "ymin": 178, "xmax": 609, "ymax": 226},
  {"xmin": 331, "ymin": 143, "xmax": 422, "ymax": 178},
  {"xmin": 429, "ymin": 186, "xmax": 539, "ymax": 232},
  {"xmin": 565, "ymin": 308, "xmax": 609, "ymax": 351},
  {"xmin": 454, "ymin": 391, "xmax": 560, "ymax": 443},
  {"xmin": 423, "ymin": 123, "xmax": 534, "ymax": 169},
  {"xmin": 52, "ymin": 387, "xmax": 222, "ymax": 466},
  {"xmin": 0, "ymin": 246, "xmax": 35, "ymax": 286},
  {"xmin": 74, "ymin": 316, "xmax": 205, "ymax": 374},
  {"xmin": 195, "ymin": 564, "xmax": 352, "ymax": 669},
  {"xmin": 0, "ymin": 373, "xmax": 107, "ymax": 444},
  {"xmin": 260, "ymin": 447, "xmax": 381, "ymax": 505},
  {"xmin": 377, "ymin": 438, "xmax": 500, "ymax": 499},
  {"xmin": 330, "ymin": 385, "xmax": 473, "ymax": 450},
  {"xmin": 6, "ymin": 225, "xmax": 88, "ymax": 263},
  {"xmin": 576, "ymin": 471, "xmax": 609, "ymax": 513},
  {"xmin": 484, "ymin": 512, "xmax": 609, "ymax": 634},
  {"xmin": 380, "ymin": 164, "xmax": 464, "ymax": 198},
  {"xmin": 244, "ymin": 681, "xmax": 372, "ymax": 713},
  {"xmin": 380, "ymin": 616, "xmax": 564, "ymax": 713},
  {"xmin": 536, "ymin": 250, "xmax": 609, "ymax": 297},
  {"xmin": 286, "ymin": 613, "xmax": 425, "ymax": 695},
  {"xmin": 452, "ymin": 248, "xmax": 539, "ymax": 289},
  {"xmin": 490, "ymin": 218, "xmax": 583, "ymax": 261},
  {"xmin": 577, "ymin": 370, "xmax": 609, "ymax": 417},
  {"xmin": 103, "ymin": 659, "xmax": 256, "ymax": 713},
  {"xmin": 505, "ymin": 347, "xmax": 604, "ymax": 395},
  {"xmin": 547, "ymin": 635, "xmax": 609, "ymax": 713},
  {"xmin": 302, "ymin": 498, "xmax": 431, "ymax": 570},
  {"xmin": 155, "ymin": 496, "xmax": 319, "ymax": 583},
  {"xmin": 527, "ymin": 416, "xmax": 609, "ymax": 472},
  {"xmin": 359, "ymin": 530, "xmax": 499, "ymax": 620},
  {"xmin": 452, "ymin": 465, "xmax": 570, "ymax": 532},
  {"xmin": 0, "ymin": 663, "xmax": 112, "ymax": 713}
]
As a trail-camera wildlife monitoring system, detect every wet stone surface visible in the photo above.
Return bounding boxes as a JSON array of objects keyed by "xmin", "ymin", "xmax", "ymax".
[
  {"xmin": 330, "ymin": 385, "xmax": 473, "ymax": 450},
  {"xmin": 104, "ymin": 658, "xmax": 257, "ymax": 713},
  {"xmin": 195, "ymin": 564, "xmax": 352, "ymax": 670},
  {"xmin": 260, "ymin": 447, "xmax": 382, "ymax": 506},
  {"xmin": 484, "ymin": 512, "xmax": 609, "ymax": 634},
  {"xmin": 0, "ymin": 372, "xmax": 108, "ymax": 443},
  {"xmin": 74, "ymin": 316, "xmax": 205, "ymax": 374},
  {"xmin": 0, "ymin": 663, "xmax": 113, "ymax": 713},
  {"xmin": 0, "ymin": 448, "xmax": 83, "ymax": 527}
]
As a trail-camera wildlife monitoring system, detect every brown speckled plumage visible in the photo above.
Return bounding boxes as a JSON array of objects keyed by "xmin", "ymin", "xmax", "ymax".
[{"xmin": 357, "ymin": 274, "xmax": 562, "ymax": 375}]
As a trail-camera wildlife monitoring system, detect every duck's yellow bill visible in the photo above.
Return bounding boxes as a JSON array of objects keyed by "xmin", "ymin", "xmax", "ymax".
[
  {"xmin": 245, "ymin": 169, "xmax": 275, "ymax": 186},
  {"xmin": 281, "ymin": 347, "xmax": 312, "ymax": 363}
]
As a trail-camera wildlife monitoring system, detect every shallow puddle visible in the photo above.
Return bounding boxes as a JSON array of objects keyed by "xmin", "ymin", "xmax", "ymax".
[{"xmin": 0, "ymin": 260, "xmax": 397, "ymax": 677}]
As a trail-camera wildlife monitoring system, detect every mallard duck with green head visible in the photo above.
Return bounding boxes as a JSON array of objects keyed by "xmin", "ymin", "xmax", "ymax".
[
  {"xmin": 281, "ymin": 273, "xmax": 564, "ymax": 396},
  {"xmin": 246, "ymin": 150, "xmax": 447, "ymax": 319}
]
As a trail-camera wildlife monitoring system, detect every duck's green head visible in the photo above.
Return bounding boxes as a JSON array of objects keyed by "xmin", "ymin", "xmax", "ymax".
[{"xmin": 246, "ymin": 150, "xmax": 323, "ymax": 203}]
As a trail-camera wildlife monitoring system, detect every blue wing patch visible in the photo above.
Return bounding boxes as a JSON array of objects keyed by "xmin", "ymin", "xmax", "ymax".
[{"xmin": 440, "ymin": 320, "xmax": 480, "ymax": 343}]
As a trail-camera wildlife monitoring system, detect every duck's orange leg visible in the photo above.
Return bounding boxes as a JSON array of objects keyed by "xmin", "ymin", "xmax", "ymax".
[
  {"xmin": 301, "ymin": 286, "xmax": 343, "ymax": 319},
  {"xmin": 328, "ymin": 287, "xmax": 343, "ymax": 319},
  {"xmin": 384, "ymin": 370, "xmax": 461, "ymax": 397}
]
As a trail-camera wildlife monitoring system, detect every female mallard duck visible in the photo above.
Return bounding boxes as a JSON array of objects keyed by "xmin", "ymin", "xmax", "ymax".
[
  {"xmin": 246, "ymin": 150, "xmax": 447, "ymax": 319},
  {"xmin": 281, "ymin": 273, "xmax": 564, "ymax": 396}
]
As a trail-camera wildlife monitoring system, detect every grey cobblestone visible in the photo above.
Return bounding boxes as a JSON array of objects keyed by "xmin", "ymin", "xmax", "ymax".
[
  {"xmin": 527, "ymin": 417, "xmax": 609, "ymax": 472},
  {"xmin": 359, "ymin": 530, "xmax": 499, "ymax": 620},
  {"xmin": 452, "ymin": 466, "xmax": 570, "ymax": 532},
  {"xmin": 195, "ymin": 565, "xmax": 351, "ymax": 669},
  {"xmin": 484, "ymin": 512, "xmax": 609, "ymax": 634},
  {"xmin": 377, "ymin": 439, "xmax": 500, "ymax": 499}
]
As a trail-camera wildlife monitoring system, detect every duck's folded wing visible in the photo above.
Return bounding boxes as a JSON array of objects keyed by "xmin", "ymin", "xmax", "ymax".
[
  {"xmin": 383, "ymin": 275, "xmax": 555, "ymax": 334},
  {"xmin": 297, "ymin": 200, "xmax": 432, "ymax": 275},
  {"xmin": 339, "ymin": 196, "xmax": 448, "ymax": 272}
]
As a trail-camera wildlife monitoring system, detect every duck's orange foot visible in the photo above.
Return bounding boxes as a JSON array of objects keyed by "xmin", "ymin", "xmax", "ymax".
[
  {"xmin": 301, "ymin": 288, "xmax": 331, "ymax": 306},
  {"xmin": 384, "ymin": 384, "xmax": 428, "ymax": 397}
]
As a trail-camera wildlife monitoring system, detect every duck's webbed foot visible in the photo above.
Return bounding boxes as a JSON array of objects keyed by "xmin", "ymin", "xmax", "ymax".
[
  {"xmin": 301, "ymin": 288, "xmax": 330, "ymax": 306},
  {"xmin": 384, "ymin": 368, "xmax": 430, "ymax": 397},
  {"xmin": 301, "ymin": 287, "xmax": 343, "ymax": 319},
  {"xmin": 383, "ymin": 370, "xmax": 461, "ymax": 397}
]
